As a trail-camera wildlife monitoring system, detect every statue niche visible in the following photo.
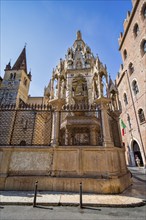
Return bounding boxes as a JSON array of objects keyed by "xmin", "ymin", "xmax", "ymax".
[{"xmin": 72, "ymin": 75, "xmax": 88, "ymax": 105}]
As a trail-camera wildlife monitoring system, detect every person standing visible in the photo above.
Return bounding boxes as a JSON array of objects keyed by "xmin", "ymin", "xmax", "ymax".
[{"xmin": 135, "ymin": 155, "xmax": 141, "ymax": 167}]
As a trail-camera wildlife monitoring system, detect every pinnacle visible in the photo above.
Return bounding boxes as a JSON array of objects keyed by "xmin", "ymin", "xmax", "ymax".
[{"xmin": 12, "ymin": 47, "xmax": 27, "ymax": 73}]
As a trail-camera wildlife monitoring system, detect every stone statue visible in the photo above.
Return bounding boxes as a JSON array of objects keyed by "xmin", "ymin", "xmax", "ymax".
[
  {"xmin": 61, "ymin": 80, "xmax": 65, "ymax": 98},
  {"xmin": 77, "ymin": 30, "xmax": 82, "ymax": 40},
  {"xmin": 75, "ymin": 83, "xmax": 83, "ymax": 96}
]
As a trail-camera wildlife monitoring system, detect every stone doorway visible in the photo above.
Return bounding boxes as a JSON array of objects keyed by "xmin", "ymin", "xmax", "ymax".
[{"xmin": 133, "ymin": 140, "xmax": 143, "ymax": 166}]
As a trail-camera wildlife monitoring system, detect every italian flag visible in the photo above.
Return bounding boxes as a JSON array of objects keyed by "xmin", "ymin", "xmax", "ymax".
[{"xmin": 120, "ymin": 119, "xmax": 126, "ymax": 136}]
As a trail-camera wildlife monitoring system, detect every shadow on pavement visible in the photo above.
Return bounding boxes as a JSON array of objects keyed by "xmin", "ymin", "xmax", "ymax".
[
  {"xmin": 34, "ymin": 205, "xmax": 53, "ymax": 210},
  {"xmin": 0, "ymin": 206, "xmax": 4, "ymax": 209},
  {"xmin": 0, "ymin": 191, "xmax": 35, "ymax": 198},
  {"xmin": 82, "ymin": 206, "xmax": 101, "ymax": 211}
]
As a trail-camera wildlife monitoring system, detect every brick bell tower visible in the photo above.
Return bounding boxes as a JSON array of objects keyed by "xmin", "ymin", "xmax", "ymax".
[{"xmin": 0, "ymin": 46, "xmax": 32, "ymax": 107}]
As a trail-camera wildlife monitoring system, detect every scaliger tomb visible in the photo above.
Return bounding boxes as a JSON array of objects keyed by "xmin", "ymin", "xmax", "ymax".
[{"xmin": 0, "ymin": 31, "xmax": 132, "ymax": 193}]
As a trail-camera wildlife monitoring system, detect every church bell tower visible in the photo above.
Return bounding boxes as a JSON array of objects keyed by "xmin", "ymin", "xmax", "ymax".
[{"xmin": 0, "ymin": 47, "xmax": 31, "ymax": 107}]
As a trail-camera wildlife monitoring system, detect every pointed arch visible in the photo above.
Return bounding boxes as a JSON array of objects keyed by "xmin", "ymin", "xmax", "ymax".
[{"xmin": 130, "ymin": 139, "xmax": 144, "ymax": 166}]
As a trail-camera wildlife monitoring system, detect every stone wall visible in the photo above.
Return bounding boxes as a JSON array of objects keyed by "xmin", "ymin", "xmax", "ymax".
[
  {"xmin": 0, "ymin": 146, "xmax": 131, "ymax": 193},
  {"xmin": 9, "ymin": 150, "xmax": 53, "ymax": 175}
]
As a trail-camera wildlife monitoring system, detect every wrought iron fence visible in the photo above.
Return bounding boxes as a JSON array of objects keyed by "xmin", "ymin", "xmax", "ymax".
[
  {"xmin": 59, "ymin": 104, "xmax": 103, "ymax": 146},
  {"xmin": 0, "ymin": 103, "xmax": 122, "ymax": 147},
  {"xmin": 0, "ymin": 104, "xmax": 53, "ymax": 146}
]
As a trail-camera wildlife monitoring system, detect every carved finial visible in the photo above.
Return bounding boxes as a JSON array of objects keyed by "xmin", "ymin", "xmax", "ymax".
[
  {"xmin": 77, "ymin": 30, "xmax": 82, "ymax": 40},
  {"xmin": 24, "ymin": 42, "xmax": 27, "ymax": 48},
  {"xmin": 5, "ymin": 59, "xmax": 11, "ymax": 70}
]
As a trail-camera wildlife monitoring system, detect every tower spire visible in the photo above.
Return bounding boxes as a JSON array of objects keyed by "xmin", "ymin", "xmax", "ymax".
[{"xmin": 12, "ymin": 47, "xmax": 27, "ymax": 73}]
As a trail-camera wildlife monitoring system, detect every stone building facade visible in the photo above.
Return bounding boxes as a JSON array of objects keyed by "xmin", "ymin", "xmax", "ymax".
[
  {"xmin": 116, "ymin": 0, "xmax": 146, "ymax": 167},
  {"xmin": 0, "ymin": 48, "xmax": 32, "ymax": 107},
  {"xmin": 0, "ymin": 31, "xmax": 132, "ymax": 193}
]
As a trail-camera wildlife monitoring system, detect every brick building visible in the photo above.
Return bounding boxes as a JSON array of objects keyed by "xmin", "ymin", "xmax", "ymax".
[{"xmin": 116, "ymin": 0, "xmax": 146, "ymax": 167}]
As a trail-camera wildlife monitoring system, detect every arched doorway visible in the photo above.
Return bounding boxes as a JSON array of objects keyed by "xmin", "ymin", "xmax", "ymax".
[{"xmin": 133, "ymin": 140, "xmax": 143, "ymax": 166}]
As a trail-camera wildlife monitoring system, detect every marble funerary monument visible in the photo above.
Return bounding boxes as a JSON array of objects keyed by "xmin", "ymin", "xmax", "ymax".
[{"xmin": 0, "ymin": 31, "xmax": 132, "ymax": 193}]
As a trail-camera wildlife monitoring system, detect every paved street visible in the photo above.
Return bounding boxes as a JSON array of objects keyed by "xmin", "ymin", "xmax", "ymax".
[
  {"xmin": 122, "ymin": 166, "xmax": 146, "ymax": 200},
  {"xmin": 0, "ymin": 167, "xmax": 146, "ymax": 220},
  {"xmin": 0, "ymin": 205, "xmax": 146, "ymax": 220}
]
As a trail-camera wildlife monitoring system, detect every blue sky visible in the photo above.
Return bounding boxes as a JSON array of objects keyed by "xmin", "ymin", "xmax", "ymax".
[{"xmin": 0, "ymin": 0, "xmax": 132, "ymax": 96}]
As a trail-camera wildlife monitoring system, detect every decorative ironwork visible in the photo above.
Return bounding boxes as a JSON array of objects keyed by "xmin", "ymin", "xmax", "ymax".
[
  {"xmin": 0, "ymin": 104, "xmax": 104, "ymax": 147},
  {"xmin": 0, "ymin": 105, "xmax": 53, "ymax": 146},
  {"xmin": 59, "ymin": 104, "xmax": 103, "ymax": 146}
]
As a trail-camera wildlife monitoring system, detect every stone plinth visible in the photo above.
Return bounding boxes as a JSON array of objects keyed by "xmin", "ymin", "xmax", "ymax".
[{"xmin": 0, "ymin": 145, "xmax": 132, "ymax": 193}]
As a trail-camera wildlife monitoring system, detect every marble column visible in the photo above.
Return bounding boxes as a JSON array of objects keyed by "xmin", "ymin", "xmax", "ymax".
[
  {"xmin": 51, "ymin": 110, "xmax": 60, "ymax": 146},
  {"xmin": 50, "ymin": 78, "xmax": 54, "ymax": 99},
  {"xmin": 57, "ymin": 76, "xmax": 61, "ymax": 98},
  {"xmin": 65, "ymin": 128, "xmax": 69, "ymax": 145},
  {"xmin": 66, "ymin": 76, "xmax": 70, "ymax": 104},
  {"xmin": 93, "ymin": 79, "xmax": 95, "ymax": 99},
  {"xmin": 90, "ymin": 127, "xmax": 97, "ymax": 145},
  {"xmin": 97, "ymin": 74, "xmax": 102, "ymax": 97},
  {"xmin": 101, "ymin": 103, "xmax": 113, "ymax": 147},
  {"xmin": 105, "ymin": 75, "xmax": 108, "ymax": 97}
]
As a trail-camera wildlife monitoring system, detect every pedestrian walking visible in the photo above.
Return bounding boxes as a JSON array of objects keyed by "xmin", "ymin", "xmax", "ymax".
[{"xmin": 135, "ymin": 155, "xmax": 141, "ymax": 167}]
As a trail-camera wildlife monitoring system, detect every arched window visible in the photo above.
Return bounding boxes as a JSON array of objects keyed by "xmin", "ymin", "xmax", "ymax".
[
  {"xmin": 140, "ymin": 40, "xmax": 146, "ymax": 56},
  {"xmin": 123, "ymin": 49, "xmax": 127, "ymax": 60},
  {"xmin": 133, "ymin": 23, "xmax": 139, "ymax": 38},
  {"xmin": 127, "ymin": 113, "xmax": 131, "ymax": 129},
  {"xmin": 132, "ymin": 80, "xmax": 139, "ymax": 95},
  {"xmin": 123, "ymin": 93, "xmax": 128, "ymax": 105},
  {"xmin": 10, "ymin": 73, "xmax": 13, "ymax": 79},
  {"xmin": 25, "ymin": 79, "xmax": 27, "ymax": 86},
  {"xmin": 141, "ymin": 3, "xmax": 146, "ymax": 19},
  {"xmin": 129, "ymin": 62, "xmax": 134, "ymax": 75},
  {"xmin": 138, "ymin": 108, "xmax": 145, "ymax": 123},
  {"xmin": 144, "ymin": 7, "xmax": 146, "ymax": 18},
  {"xmin": 24, "ymin": 78, "xmax": 27, "ymax": 86},
  {"xmin": 13, "ymin": 72, "xmax": 16, "ymax": 79},
  {"xmin": 143, "ymin": 41, "xmax": 146, "ymax": 53}
]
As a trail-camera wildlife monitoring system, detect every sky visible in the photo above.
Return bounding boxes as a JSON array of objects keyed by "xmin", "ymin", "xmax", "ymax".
[{"xmin": 0, "ymin": 0, "xmax": 132, "ymax": 97}]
